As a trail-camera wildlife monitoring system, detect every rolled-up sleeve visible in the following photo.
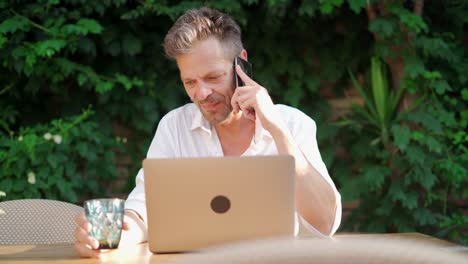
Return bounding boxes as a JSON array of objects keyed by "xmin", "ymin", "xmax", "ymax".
[{"xmin": 291, "ymin": 108, "xmax": 342, "ymax": 237}]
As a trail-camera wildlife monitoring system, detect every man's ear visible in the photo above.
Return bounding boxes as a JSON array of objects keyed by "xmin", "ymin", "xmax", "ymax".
[{"xmin": 239, "ymin": 49, "xmax": 248, "ymax": 61}]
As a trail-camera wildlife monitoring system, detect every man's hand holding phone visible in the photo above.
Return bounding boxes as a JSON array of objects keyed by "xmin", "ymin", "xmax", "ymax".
[{"xmin": 231, "ymin": 62, "xmax": 285, "ymax": 133}]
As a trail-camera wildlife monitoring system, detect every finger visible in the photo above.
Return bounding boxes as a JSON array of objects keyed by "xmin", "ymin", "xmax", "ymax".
[
  {"xmin": 75, "ymin": 212, "xmax": 92, "ymax": 232},
  {"xmin": 236, "ymin": 90, "xmax": 253, "ymax": 104},
  {"xmin": 230, "ymin": 92, "xmax": 241, "ymax": 113},
  {"xmin": 73, "ymin": 242, "xmax": 101, "ymax": 258},
  {"xmin": 236, "ymin": 89, "xmax": 256, "ymax": 108},
  {"xmin": 237, "ymin": 99, "xmax": 256, "ymax": 121},
  {"xmin": 74, "ymin": 227, "xmax": 100, "ymax": 249},
  {"xmin": 244, "ymin": 110, "xmax": 256, "ymax": 121},
  {"xmin": 238, "ymin": 99, "xmax": 253, "ymax": 113},
  {"xmin": 75, "ymin": 211, "xmax": 85, "ymax": 225},
  {"xmin": 123, "ymin": 221, "xmax": 130, "ymax": 231},
  {"xmin": 74, "ymin": 212, "xmax": 98, "ymax": 248},
  {"xmin": 240, "ymin": 105, "xmax": 256, "ymax": 121},
  {"xmin": 236, "ymin": 65, "xmax": 257, "ymax": 86}
]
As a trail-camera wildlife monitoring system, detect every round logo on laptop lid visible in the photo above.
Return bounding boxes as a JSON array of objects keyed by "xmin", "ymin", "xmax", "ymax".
[{"xmin": 210, "ymin": 195, "xmax": 230, "ymax": 214}]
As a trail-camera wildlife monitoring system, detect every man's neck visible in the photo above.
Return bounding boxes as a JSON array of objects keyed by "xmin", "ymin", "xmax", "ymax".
[
  {"xmin": 214, "ymin": 111, "xmax": 255, "ymax": 156},
  {"xmin": 215, "ymin": 111, "xmax": 250, "ymax": 134}
]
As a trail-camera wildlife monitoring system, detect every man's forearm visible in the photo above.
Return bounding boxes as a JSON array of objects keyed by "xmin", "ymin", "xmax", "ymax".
[
  {"xmin": 119, "ymin": 210, "xmax": 148, "ymax": 246},
  {"xmin": 269, "ymin": 125, "xmax": 338, "ymax": 235}
]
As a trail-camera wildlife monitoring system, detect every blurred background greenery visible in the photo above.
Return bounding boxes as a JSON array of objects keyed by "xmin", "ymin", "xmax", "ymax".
[{"xmin": 0, "ymin": 0, "xmax": 466, "ymax": 244}]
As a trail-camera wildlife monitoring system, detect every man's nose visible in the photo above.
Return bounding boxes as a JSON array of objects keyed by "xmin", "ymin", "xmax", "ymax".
[{"xmin": 195, "ymin": 82, "xmax": 212, "ymax": 101}]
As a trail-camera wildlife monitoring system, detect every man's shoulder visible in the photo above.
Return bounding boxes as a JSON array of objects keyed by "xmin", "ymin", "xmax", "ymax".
[
  {"xmin": 274, "ymin": 104, "xmax": 317, "ymax": 132},
  {"xmin": 275, "ymin": 104, "xmax": 311, "ymax": 120},
  {"xmin": 156, "ymin": 103, "xmax": 199, "ymax": 130},
  {"xmin": 161, "ymin": 103, "xmax": 198, "ymax": 122}
]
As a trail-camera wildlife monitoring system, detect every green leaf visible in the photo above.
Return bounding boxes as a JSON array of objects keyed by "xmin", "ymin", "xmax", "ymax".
[
  {"xmin": 61, "ymin": 24, "xmax": 87, "ymax": 35},
  {"xmin": 47, "ymin": 155, "xmax": 59, "ymax": 169},
  {"xmin": 437, "ymin": 159, "xmax": 466, "ymax": 185},
  {"xmin": 319, "ymin": 0, "xmax": 344, "ymax": 14},
  {"xmin": 0, "ymin": 178, "xmax": 12, "ymax": 192},
  {"xmin": 348, "ymin": 0, "xmax": 366, "ymax": 13},
  {"xmin": 370, "ymin": 57, "xmax": 388, "ymax": 127},
  {"xmin": 77, "ymin": 73, "xmax": 88, "ymax": 86},
  {"xmin": 108, "ymin": 41, "xmax": 121, "ymax": 56},
  {"xmin": 76, "ymin": 19, "xmax": 103, "ymax": 34},
  {"xmin": 0, "ymin": 16, "xmax": 29, "ymax": 34},
  {"xmin": 423, "ymin": 135, "xmax": 443, "ymax": 153},
  {"xmin": 132, "ymin": 78, "xmax": 144, "ymax": 87},
  {"xmin": 24, "ymin": 53, "xmax": 37, "ymax": 75},
  {"xmin": 406, "ymin": 166, "xmax": 438, "ymax": 191},
  {"xmin": 0, "ymin": 36, "xmax": 7, "ymax": 49},
  {"xmin": 389, "ymin": 180, "xmax": 406, "ymax": 202},
  {"xmin": 77, "ymin": 37, "xmax": 97, "ymax": 56},
  {"xmin": 95, "ymin": 81, "xmax": 114, "ymax": 93},
  {"xmin": 362, "ymin": 165, "xmax": 390, "ymax": 191},
  {"xmin": 122, "ymin": 34, "xmax": 142, "ymax": 56},
  {"xmin": 431, "ymin": 80, "xmax": 452, "ymax": 95},
  {"xmin": 298, "ymin": 1, "xmax": 319, "ymax": 16},
  {"xmin": 348, "ymin": 69, "xmax": 379, "ymax": 122},
  {"xmin": 115, "ymin": 73, "xmax": 132, "ymax": 90},
  {"xmin": 462, "ymin": 88, "xmax": 468, "ymax": 101},
  {"xmin": 405, "ymin": 145, "xmax": 425, "ymax": 165},
  {"xmin": 402, "ymin": 192, "xmax": 418, "ymax": 210},
  {"xmin": 405, "ymin": 57, "xmax": 425, "ymax": 79},
  {"xmin": 57, "ymin": 181, "xmax": 78, "ymax": 203},
  {"xmin": 391, "ymin": 125, "xmax": 411, "ymax": 152},
  {"xmin": 368, "ymin": 18, "xmax": 395, "ymax": 38},
  {"xmin": 420, "ymin": 167, "xmax": 437, "ymax": 191},
  {"xmin": 77, "ymin": 142, "xmax": 89, "ymax": 158},
  {"xmin": 283, "ymin": 82, "xmax": 304, "ymax": 107},
  {"xmin": 398, "ymin": 10, "xmax": 428, "ymax": 33},
  {"xmin": 55, "ymin": 58, "xmax": 76, "ymax": 75},
  {"xmin": 414, "ymin": 37, "xmax": 455, "ymax": 62},
  {"xmin": 22, "ymin": 134, "xmax": 39, "ymax": 161},
  {"xmin": 406, "ymin": 109, "xmax": 442, "ymax": 133},
  {"xmin": 34, "ymin": 39, "xmax": 67, "ymax": 58}
]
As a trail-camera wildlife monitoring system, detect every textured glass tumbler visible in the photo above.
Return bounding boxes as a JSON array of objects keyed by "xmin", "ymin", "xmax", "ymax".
[{"xmin": 84, "ymin": 198, "xmax": 125, "ymax": 249}]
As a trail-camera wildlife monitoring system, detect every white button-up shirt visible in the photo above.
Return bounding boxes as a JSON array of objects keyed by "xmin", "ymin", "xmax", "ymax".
[{"xmin": 126, "ymin": 103, "xmax": 341, "ymax": 237}]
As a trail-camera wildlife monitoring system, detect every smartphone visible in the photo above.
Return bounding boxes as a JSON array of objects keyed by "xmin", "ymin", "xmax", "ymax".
[{"xmin": 233, "ymin": 56, "xmax": 253, "ymax": 88}]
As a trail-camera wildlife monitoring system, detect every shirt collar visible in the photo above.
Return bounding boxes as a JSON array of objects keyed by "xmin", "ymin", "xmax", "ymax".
[
  {"xmin": 190, "ymin": 106, "xmax": 273, "ymax": 142},
  {"xmin": 190, "ymin": 106, "xmax": 212, "ymax": 135}
]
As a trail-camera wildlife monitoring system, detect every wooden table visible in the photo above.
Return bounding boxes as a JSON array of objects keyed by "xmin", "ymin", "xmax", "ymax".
[{"xmin": 0, "ymin": 233, "xmax": 466, "ymax": 263}]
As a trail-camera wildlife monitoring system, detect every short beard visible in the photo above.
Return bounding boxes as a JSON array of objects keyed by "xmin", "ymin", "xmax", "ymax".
[{"xmin": 196, "ymin": 94, "xmax": 233, "ymax": 125}]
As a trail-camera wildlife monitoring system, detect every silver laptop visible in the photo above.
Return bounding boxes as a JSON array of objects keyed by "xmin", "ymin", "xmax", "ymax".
[{"xmin": 143, "ymin": 155, "xmax": 296, "ymax": 253}]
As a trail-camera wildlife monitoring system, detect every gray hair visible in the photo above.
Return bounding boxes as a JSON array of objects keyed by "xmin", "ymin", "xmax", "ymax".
[{"xmin": 164, "ymin": 7, "xmax": 243, "ymax": 60}]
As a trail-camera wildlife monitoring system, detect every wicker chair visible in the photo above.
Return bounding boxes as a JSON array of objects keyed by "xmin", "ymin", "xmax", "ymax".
[{"xmin": 0, "ymin": 199, "xmax": 83, "ymax": 244}]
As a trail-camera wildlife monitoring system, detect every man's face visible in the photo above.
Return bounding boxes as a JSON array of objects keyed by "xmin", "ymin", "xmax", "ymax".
[{"xmin": 176, "ymin": 37, "xmax": 235, "ymax": 125}]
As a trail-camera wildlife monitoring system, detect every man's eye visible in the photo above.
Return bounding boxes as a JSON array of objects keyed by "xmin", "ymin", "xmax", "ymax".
[
  {"xmin": 207, "ymin": 76, "xmax": 220, "ymax": 81},
  {"xmin": 185, "ymin": 81, "xmax": 194, "ymax": 86}
]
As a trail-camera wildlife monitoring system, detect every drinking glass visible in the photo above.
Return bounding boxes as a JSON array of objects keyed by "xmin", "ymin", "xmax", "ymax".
[{"xmin": 84, "ymin": 198, "xmax": 125, "ymax": 249}]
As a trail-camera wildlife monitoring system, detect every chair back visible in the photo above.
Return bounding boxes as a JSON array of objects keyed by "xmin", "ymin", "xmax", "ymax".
[{"xmin": 0, "ymin": 199, "xmax": 83, "ymax": 244}]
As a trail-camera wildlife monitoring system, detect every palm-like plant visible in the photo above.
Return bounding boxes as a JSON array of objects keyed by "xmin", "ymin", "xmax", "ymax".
[{"xmin": 343, "ymin": 56, "xmax": 407, "ymax": 147}]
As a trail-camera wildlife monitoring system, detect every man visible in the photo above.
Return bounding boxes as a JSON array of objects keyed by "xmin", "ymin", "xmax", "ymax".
[{"xmin": 74, "ymin": 7, "xmax": 341, "ymax": 258}]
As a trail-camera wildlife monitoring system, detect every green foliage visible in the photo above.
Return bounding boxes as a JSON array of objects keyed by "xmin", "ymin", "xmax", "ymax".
[
  {"xmin": 331, "ymin": 0, "xmax": 467, "ymax": 245},
  {"xmin": 344, "ymin": 57, "xmax": 406, "ymax": 145},
  {"xmin": 0, "ymin": 109, "xmax": 123, "ymax": 203}
]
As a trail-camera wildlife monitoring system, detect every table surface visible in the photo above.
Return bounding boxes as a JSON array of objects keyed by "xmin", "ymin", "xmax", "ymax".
[{"xmin": 0, "ymin": 233, "xmax": 466, "ymax": 264}]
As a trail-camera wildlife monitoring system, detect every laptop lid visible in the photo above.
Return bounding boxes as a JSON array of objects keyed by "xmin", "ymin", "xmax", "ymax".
[{"xmin": 143, "ymin": 155, "xmax": 296, "ymax": 253}]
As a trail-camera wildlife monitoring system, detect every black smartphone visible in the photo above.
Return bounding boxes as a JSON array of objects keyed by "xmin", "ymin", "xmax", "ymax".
[{"xmin": 233, "ymin": 56, "xmax": 253, "ymax": 88}]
